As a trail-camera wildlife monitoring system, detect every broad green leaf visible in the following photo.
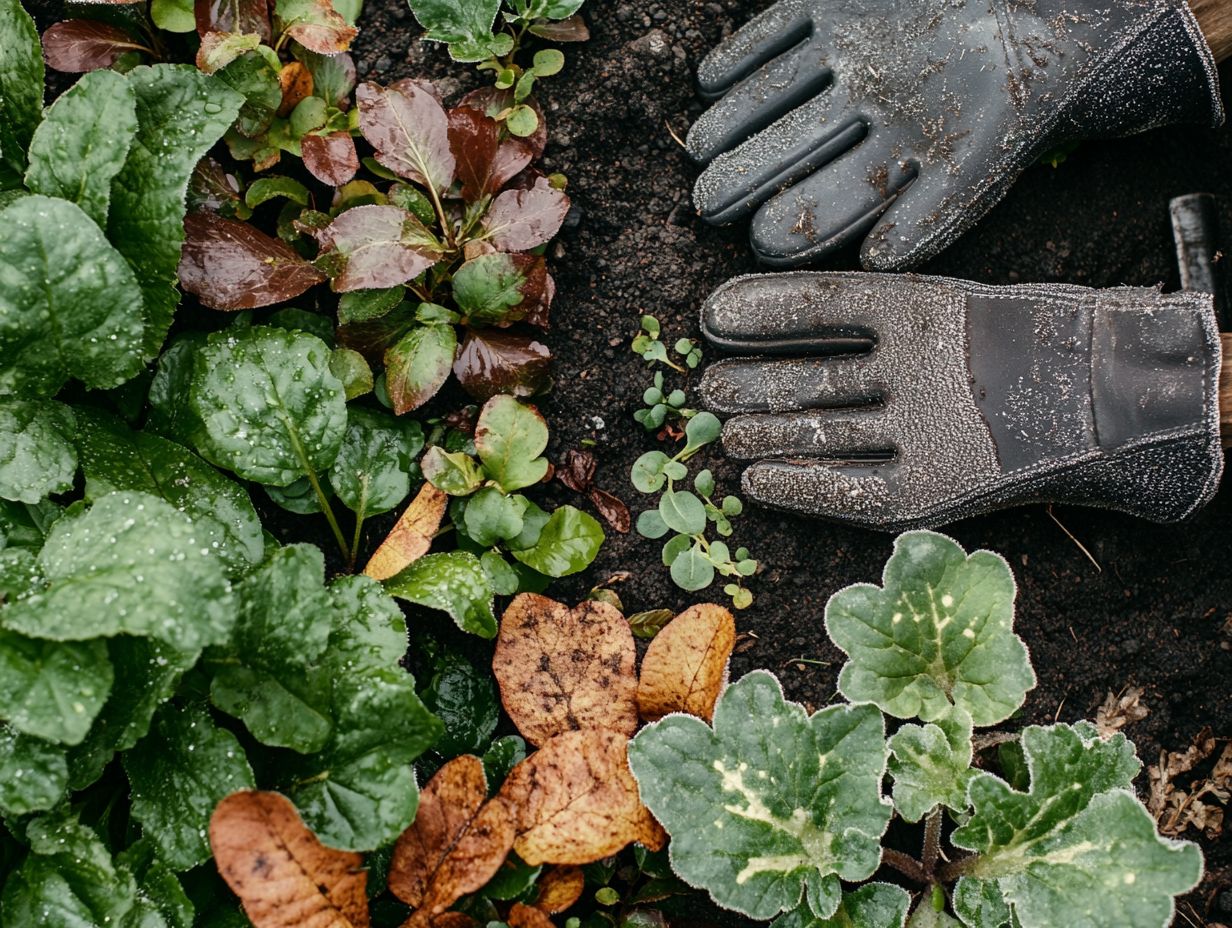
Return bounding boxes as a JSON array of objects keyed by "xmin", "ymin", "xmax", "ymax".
[
  {"xmin": 824, "ymin": 530, "xmax": 1034, "ymax": 726},
  {"xmin": 670, "ymin": 542, "xmax": 713, "ymax": 591},
  {"xmin": 76, "ymin": 409, "xmax": 264, "ymax": 576},
  {"xmin": 888, "ymin": 708, "xmax": 974, "ymax": 822},
  {"xmin": 452, "ymin": 252, "xmax": 534, "ymax": 325},
  {"xmin": 631, "ymin": 450, "xmax": 670, "ymax": 493},
  {"xmin": 210, "ymin": 545, "xmax": 334, "ymax": 752},
  {"xmin": 951, "ymin": 723, "xmax": 1198, "ymax": 928},
  {"xmin": 118, "ymin": 841, "xmax": 195, "ymax": 928},
  {"xmin": 329, "ymin": 407, "xmax": 424, "ymax": 518},
  {"xmin": 24, "ymin": 69, "xmax": 136, "ymax": 228},
  {"xmin": 658, "ymin": 489, "xmax": 705, "ymax": 535},
  {"xmin": 0, "ymin": 725, "xmax": 67, "ymax": 816},
  {"xmin": 385, "ymin": 550, "xmax": 496, "ymax": 637},
  {"xmin": 419, "ymin": 650, "xmax": 498, "ymax": 756},
  {"xmin": 1, "ymin": 809, "xmax": 138, "ymax": 927},
  {"xmin": 244, "ymin": 175, "xmax": 310, "ymax": 208},
  {"xmin": 125, "ymin": 702, "xmax": 256, "ymax": 871},
  {"xmin": 0, "ymin": 399, "xmax": 76, "ymax": 504},
  {"xmin": 217, "ymin": 51, "xmax": 281, "ymax": 139},
  {"xmin": 264, "ymin": 475, "xmax": 331, "ymax": 515},
  {"xmin": 3, "ymin": 492, "xmax": 234, "ymax": 651},
  {"xmin": 407, "ymin": 0, "xmax": 500, "ymax": 48},
  {"xmin": 329, "ymin": 347, "xmax": 373, "ymax": 399},
  {"xmin": 540, "ymin": 0, "xmax": 585, "ymax": 17},
  {"xmin": 0, "ymin": 195, "xmax": 146, "ymax": 396},
  {"xmin": 337, "ymin": 285, "xmax": 404, "ymax": 325},
  {"xmin": 288, "ymin": 668, "xmax": 443, "ymax": 850},
  {"xmin": 0, "ymin": 0, "xmax": 42, "ymax": 186},
  {"xmin": 628, "ymin": 671, "xmax": 891, "ymax": 920},
  {"xmin": 422, "ymin": 446, "xmax": 484, "ymax": 496},
  {"xmin": 482, "ymin": 734, "xmax": 526, "ymax": 788},
  {"xmin": 773, "ymin": 884, "xmax": 911, "ymax": 928},
  {"xmin": 510, "ymin": 505, "xmax": 602, "ymax": 578},
  {"xmin": 324, "ymin": 575, "xmax": 409, "ymax": 675},
  {"xmin": 950, "ymin": 878, "xmax": 1009, "ymax": 928},
  {"xmin": 106, "ymin": 65, "xmax": 244, "ymax": 358},
  {"xmin": 189, "ymin": 326, "xmax": 347, "ymax": 486},
  {"xmin": 146, "ymin": 332, "xmax": 206, "ymax": 445},
  {"xmin": 385, "ymin": 323, "xmax": 457, "ymax": 415},
  {"xmin": 474, "ymin": 395, "xmax": 549, "ymax": 493},
  {"xmin": 462, "ymin": 486, "xmax": 525, "ymax": 546},
  {"xmin": 0, "ymin": 632, "xmax": 112, "ymax": 745},
  {"xmin": 151, "ymin": 0, "xmax": 195, "ymax": 32}
]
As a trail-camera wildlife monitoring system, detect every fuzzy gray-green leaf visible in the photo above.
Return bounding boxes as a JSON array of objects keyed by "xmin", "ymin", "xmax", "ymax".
[
  {"xmin": 772, "ymin": 883, "xmax": 911, "ymax": 928},
  {"xmin": 887, "ymin": 708, "xmax": 973, "ymax": 822},
  {"xmin": 825, "ymin": 530, "xmax": 1033, "ymax": 726}
]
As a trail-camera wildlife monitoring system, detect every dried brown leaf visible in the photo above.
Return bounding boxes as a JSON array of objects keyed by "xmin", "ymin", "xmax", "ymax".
[
  {"xmin": 278, "ymin": 61, "xmax": 315, "ymax": 116},
  {"xmin": 637, "ymin": 604, "xmax": 735, "ymax": 723},
  {"xmin": 493, "ymin": 594, "xmax": 638, "ymax": 746},
  {"xmin": 210, "ymin": 790, "xmax": 369, "ymax": 928},
  {"xmin": 1094, "ymin": 685, "xmax": 1149, "ymax": 739},
  {"xmin": 499, "ymin": 728, "xmax": 666, "ymax": 865},
  {"xmin": 589, "ymin": 488, "xmax": 630, "ymax": 534},
  {"xmin": 363, "ymin": 482, "xmax": 447, "ymax": 581},
  {"xmin": 534, "ymin": 866, "xmax": 584, "ymax": 914},
  {"xmin": 389, "ymin": 755, "xmax": 515, "ymax": 919},
  {"xmin": 506, "ymin": 903, "xmax": 555, "ymax": 928},
  {"xmin": 427, "ymin": 915, "xmax": 479, "ymax": 928},
  {"xmin": 557, "ymin": 450, "xmax": 594, "ymax": 493}
]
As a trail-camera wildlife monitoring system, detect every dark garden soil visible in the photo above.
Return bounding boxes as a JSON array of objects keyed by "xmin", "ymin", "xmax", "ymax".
[{"xmin": 347, "ymin": 1, "xmax": 1232, "ymax": 921}]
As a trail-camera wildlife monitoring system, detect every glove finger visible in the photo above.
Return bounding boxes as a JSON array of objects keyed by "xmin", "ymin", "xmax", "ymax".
[
  {"xmin": 859, "ymin": 168, "xmax": 959, "ymax": 271},
  {"xmin": 721, "ymin": 409, "xmax": 893, "ymax": 460},
  {"xmin": 749, "ymin": 133, "xmax": 916, "ymax": 267},
  {"xmin": 696, "ymin": 0, "xmax": 814, "ymax": 99},
  {"xmin": 742, "ymin": 458, "xmax": 897, "ymax": 527},
  {"xmin": 700, "ymin": 272, "xmax": 892, "ymax": 350},
  {"xmin": 688, "ymin": 38, "xmax": 837, "ymax": 167},
  {"xmin": 700, "ymin": 356, "xmax": 883, "ymax": 414}
]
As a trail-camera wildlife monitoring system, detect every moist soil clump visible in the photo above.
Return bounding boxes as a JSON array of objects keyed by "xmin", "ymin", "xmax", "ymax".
[{"xmin": 352, "ymin": 1, "xmax": 1232, "ymax": 920}]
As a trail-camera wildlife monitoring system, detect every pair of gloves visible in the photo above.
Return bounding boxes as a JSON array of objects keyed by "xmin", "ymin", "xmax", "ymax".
[{"xmin": 686, "ymin": 0, "xmax": 1227, "ymax": 529}]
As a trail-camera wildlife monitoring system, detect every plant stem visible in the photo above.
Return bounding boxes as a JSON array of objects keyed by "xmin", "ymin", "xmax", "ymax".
[
  {"xmin": 881, "ymin": 848, "xmax": 929, "ymax": 884},
  {"xmin": 349, "ymin": 484, "xmax": 368, "ymax": 573},
  {"xmin": 923, "ymin": 807, "xmax": 943, "ymax": 876},
  {"xmin": 937, "ymin": 853, "xmax": 979, "ymax": 884},
  {"xmin": 308, "ymin": 470, "xmax": 351, "ymax": 566}
]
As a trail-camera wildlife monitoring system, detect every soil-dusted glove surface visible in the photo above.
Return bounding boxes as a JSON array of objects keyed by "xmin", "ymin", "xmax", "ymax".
[
  {"xmin": 689, "ymin": 0, "xmax": 1223, "ymax": 270},
  {"xmin": 699, "ymin": 272, "xmax": 1224, "ymax": 530}
]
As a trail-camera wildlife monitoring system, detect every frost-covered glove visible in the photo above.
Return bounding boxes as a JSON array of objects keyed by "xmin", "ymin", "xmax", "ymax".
[
  {"xmin": 699, "ymin": 273, "xmax": 1224, "ymax": 530},
  {"xmin": 688, "ymin": 0, "xmax": 1223, "ymax": 269}
]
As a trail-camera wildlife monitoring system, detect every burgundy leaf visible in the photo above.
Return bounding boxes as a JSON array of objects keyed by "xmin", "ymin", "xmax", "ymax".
[
  {"xmin": 590, "ymin": 488, "xmax": 631, "ymax": 534},
  {"xmin": 483, "ymin": 176, "xmax": 570, "ymax": 252},
  {"xmin": 78, "ymin": 0, "xmax": 144, "ymax": 4},
  {"xmin": 195, "ymin": 0, "xmax": 271, "ymax": 42},
  {"xmin": 524, "ymin": 271, "xmax": 554, "ymax": 329},
  {"xmin": 302, "ymin": 132, "xmax": 359, "ymax": 186},
  {"xmin": 187, "ymin": 157, "xmax": 244, "ymax": 215},
  {"xmin": 453, "ymin": 329, "xmax": 552, "ymax": 402},
  {"xmin": 356, "ymin": 81, "xmax": 455, "ymax": 195},
  {"xmin": 277, "ymin": 0, "xmax": 357, "ymax": 54},
  {"xmin": 528, "ymin": 15, "xmax": 590, "ymax": 42},
  {"xmin": 42, "ymin": 21, "xmax": 147, "ymax": 73},
  {"xmin": 316, "ymin": 204, "xmax": 442, "ymax": 292},
  {"xmin": 337, "ymin": 303, "xmax": 415, "ymax": 361},
  {"xmin": 558, "ymin": 449, "xmax": 596, "ymax": 493},
  {"xmin": 179, "ymin": 211, "xmax": 325, "ymax": 310},
  {"xmin": 448, "ymin": 106, "xmax": 533, "ymax": 202},
  {"xmin": 459, "ymin": 88, "xmax": 548, "ymax": 158}
]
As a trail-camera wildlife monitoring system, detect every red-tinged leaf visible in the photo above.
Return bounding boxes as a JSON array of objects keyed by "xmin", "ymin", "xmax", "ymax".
[
  {"xmin": 276, "ymin": 0, "xmax": 357, "ymax": 54},
  {"xmin": 528, "ymin": 15, "xmax": 589, "ymax": 42},
  {"xmin": 386, "ymin": 324, "xmax": 457, "ymax": 414},
  {"xmin": 196, "ymin": 31, "xmax": 262, "ymax": 73},
  {"xmin": 590, "ymin": 488, "xmax": 631, "ymax": 534},
  {"xmin": 452, "ymin": 253, "xmax": 548, "ymax": 327},
  {"xmin": 188, "ymin": 157, "xmax": 245, "ymax": 216},
  {"xmin": 337, "ymin": 304, "xmax": 415, "ymax": 360},
  {"xmin": 316, "ymin": 205, "xmax": 442, "ymax": 292},
  {"xmin": 357, "ymin": 81, "xmax": 454, "ymax": 195},
  {"xmin": 82, "ymin": 0, "xmax": 144, "ymax": 4},
  {"xmin": 42, "ymin": 21, "xmax": 148, "ymax": 73},
  {"xmin": 448, "ymin": 106, "xmax": 533, "ymax": 203},
  {"xmin": 453, "ymin": 330, "xmax": 551, "ymax": 402},
  {"xmin": 303, "ymin": 131, "xmax": 358, "ymax": 186},
  {"xmin": 525, "ymin": 272, "xmax": 554, "ymax": 329},
  {"xmin": 195, "ymin": 0, "xmax": 271, "ymax": 41},
  {"xmin": 483, "ymin": 177, "xmax": 569, "ymax": 252},
  {"xmin": 179, "ymin": 211, "xmax": 325, "ymax": 310},
  {"xmin": 459, "ymin": 89, "xmax": 547, "ymax": 158}
]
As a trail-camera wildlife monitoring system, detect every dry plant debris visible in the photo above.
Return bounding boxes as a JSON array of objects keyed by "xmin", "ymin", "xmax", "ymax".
[
  {"xmin": 362, "ymin": 482, "xmax": 448, "ymax": 580},
  {"xmin": 1149, "ymin": 726, "xmax": 1232, "ymax": 839},
  {"xmin": 533, "ymin": 865, "xmax": 585, "ymax": 914},
  {"xmin": 637, "ymin": 603, "xmax": 735, "ymax": 722},
  {"xmin": 492, "ymin": 593, "xmax": 638, "ymax": 745},
  {"xmin": 1094, "ymin": 685, "xmax": 1150, "ymax": 738},
  {"xmin": 506, "ymin": 902, "xmax": 557, "ymax": 928},
  {"xmin": 209, "ymin": 790, "xmax": 369, "ymax": 928}
]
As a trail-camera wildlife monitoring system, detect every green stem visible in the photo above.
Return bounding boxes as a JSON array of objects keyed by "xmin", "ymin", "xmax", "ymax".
[
  {"xmin": 349, "ymin": 483, "xmax": 368, "ymax": 573},
  {"xmin": 308, "ymin": 468, "xmax": 350, "ymax": 566}
]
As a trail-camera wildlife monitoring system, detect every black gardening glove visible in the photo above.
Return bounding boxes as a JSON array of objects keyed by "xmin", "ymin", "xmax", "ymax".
[
  {"xmin": 689, "ymin": 0, "xmax": 1223, "ymax": 269},
  {"xmin": 699, "ymin": 273, "xmax": 1224, "ymax": 530}
]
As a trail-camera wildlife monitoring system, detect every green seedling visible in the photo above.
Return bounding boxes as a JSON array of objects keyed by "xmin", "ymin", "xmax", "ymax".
[
  {"xmin": 634, "ymin": 370, "xmax": 698, "ymax": 431},
  {"xmin": 632, "ymin": 314, "xmax": 701, "ymax": 372}
]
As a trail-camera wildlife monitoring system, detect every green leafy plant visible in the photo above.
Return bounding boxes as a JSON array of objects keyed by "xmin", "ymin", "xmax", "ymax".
[
  {"xmin": 628, "ymin": 531, "xmax": 1203, "ymax": 928},
  {"xmin": 407, "ymin": 0, "xmax": 589, "ymax": 137},
  {"xmin": 631, "ymin": 314, "xmax": 700, "ymax": 372},
  {"xmin": 634, "ymin": 370, "xmax": 698, "ymax": 432}
]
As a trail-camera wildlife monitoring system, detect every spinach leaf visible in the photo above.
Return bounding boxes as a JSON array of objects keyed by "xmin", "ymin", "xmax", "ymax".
[
  {"xmin": 0, "ymin": 399, "xmax": 76, "ymax": 505},
  {"xmin": 0, "ymin": 0, "xmax": 41, "ymax": 187}
]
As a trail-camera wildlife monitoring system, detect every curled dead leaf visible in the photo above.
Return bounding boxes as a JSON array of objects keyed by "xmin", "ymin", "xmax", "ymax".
[
  {"xmin": 534, "ymin": 866, "xmax": 584, "ymax": 914},
  {"xmin": 1094, "ymin": 685, "xmax": 1149, "ymax": 738},
  {"xmin": 498, "ymin": 728, "xmax": 665, "ymax": 865},
  {"xmin": 363, "ymin": 482, "xmax": 447, "ymax": 581},
  {"xmin": 209, "ymin": 790, "xmax": 369, "ymax": 928},
  {"xmin": 493, "ymin": 594, "xmax": 638, "ymax": 746},
  {"xmin": 637, "ymin": 604, "xmax": 735, "ymax": 723},
  {"xmin": 506, "ymin": 903, "xmax": 555, "ymax": 928},
  {"xmin": 388, "ymin": 755, "xmax": 515, "ymax": 920}
]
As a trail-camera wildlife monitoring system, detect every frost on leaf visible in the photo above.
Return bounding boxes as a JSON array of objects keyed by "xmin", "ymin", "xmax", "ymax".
[
  {"xmin": 772, "ymin": 883, "xmax": 911, "ymax": 928},
  {"xmin": 951, "ymin": 722, "xmax": 1202, "ymax": 928},
  {"xmin": 887, "ymin": 708, "xmax": 973, "ymax": 823},
  {"xmin": 636, "ymin": 603, "xmax": 735, "ymax": 723},
  {"xmin": 824, "ymin": 530, "xmax": 1033, "ymax": 726},
  {"xmin": 627, "ymin": 671, "xmax": 891, "ymax": 921},
  {"xmin": 492, "ymin": 593, "xmax": 638, "ymax": 746},
  {"xmin": 498, "ymin": 728, "xmax": 664, "ymax": 865}
]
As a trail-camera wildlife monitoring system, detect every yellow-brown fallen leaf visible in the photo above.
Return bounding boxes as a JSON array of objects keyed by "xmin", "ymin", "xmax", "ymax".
[
  {"xmin": 506, "ymin": 903, "xmax": 555, "ymax": 928},
  {"xmin": 534, "ymin": 866, "xmax": 584, "ymax": 914},
  {"xmin": 1094, "ymin": 685, "xmax": 1149, "ymax": 738},
  {"xmin": 277, "ymin": 62, "xmax": 315, "ymax": 117},
  {"xmin": 363, "ymin": 482, "xmax": 448, "ymax": 581},
  {"xmin": 209, "ymin": 790, "xmax": 369, "ymax": 928},
  {"xmin": 492, "ymin": 594, "xmax": 638, "ymax": 746},
  {"xmin": 426, "ymin": 914, "xmax": 478, "ymax": 928},
  {"xmin": 498, "ymin": 728, "xmax": 665, "ymax": 865},
  {"xmin": 388, "ymin": 755, "xmax": 515, "ymax": 920},
  {"xmin": 637, "ymin": 603, "xmax": 735, "ymax": 723}
]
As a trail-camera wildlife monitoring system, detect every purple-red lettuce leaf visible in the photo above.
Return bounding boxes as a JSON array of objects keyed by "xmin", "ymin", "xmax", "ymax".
[
  {"xmin": 274, "ymin": 0, "xmax": 356, "ymax": 54},
  {"xmin": 302, "ymin": 131, "xmax": 359, "ymax": 186},
  {"xmin": 357, "ymin": 80, "xmax": 455, "ymax": 196},
  {"xmin": 194, "ymin": 0, "xmax": 271, "ymax": 41},
  {"xmin": 481, "ymin": 176, "xmax": 569, "ymax": 251},
  {"xmin": 315, "ymin": 204, "xmax": 443, "ymax": 291},
  {"xmin": 453, "ymin": 329, "xmax": 551, "ymax": 402},
  {"xmin": 41, "ymin": 21, "xmax": 149, "ymax": 73},
  {"xmin": 447, "ymin": 105, "xmax": 532, "ymax": 203},
  {"xmin": 458, "ymin": 88, "xmax": 547, "ymax": 157}
]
